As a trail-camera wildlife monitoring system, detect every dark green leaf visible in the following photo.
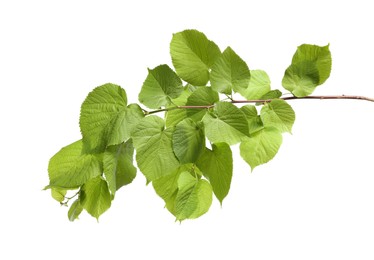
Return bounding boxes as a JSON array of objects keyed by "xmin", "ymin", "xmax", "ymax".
[
  {"xmin": 240, "ymin": 105, "xmax": 264, "ymax": 134},
  {"xmin": 173, "ymin": 118, "xmax": 205, "ymax": 163},
  {"xmin": 196, "ymin": 143, "xmax": 232, "ymax": 204}
]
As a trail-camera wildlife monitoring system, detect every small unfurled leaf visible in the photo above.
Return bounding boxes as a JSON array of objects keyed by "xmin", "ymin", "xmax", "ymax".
[
  {"xmin": 282, "ymin": 44, "xmax": 331, "ymax": 97},
  {"xmin": 51, "ymin": 187, "xmax": 67, "ymax": 203},
  {"xmin": 237, "ymin": 70, "xmax": 270, "ymax": 100},
  {"xmin": 170, "ymin": 29, "xmax": 221, "ymax": 86},
  {"xmin": 68, "ymin": 199, "xmax": 83, "ymax": 222},
  {"xmin": 175, "ymin": 172, "xmax": 213, "ymax": 221},
  {"xmin": 203, "ymin": 101, "xmax": 249, "ymax": 145},
  {"xmin": 210, "ymin": 47, "xmax": 250, "ymax": 94},
  {"xmin": 103, "ymin": 140, "xmax": 136, "ymax": 196},
  {"xmin": 255, "ymin": 89, "xmax": 283, "ymax": 105},
  {"xmin": 48, "ymin": 140, "xmax": 102, "ymax": 189},
  {"xmin": 196, "ymin": 143, "xmax": 233, "ymax": 204},
  {"xmin": 173, "ymin": 118, "xmax": 205, "ymax": 164},
  {"xmin": 185, "ymin": 87, "xmax": 219, "ymax": 122},
  {"xmin": 132, "ymin": 116, "xmax": 180, "ymax": 181},
  {"xmin": 260, "ymin": 99, "xmax": 295, "ymax": 133},
  {"xmin": 80, "ymin": 83, "xmax": 144, "ymax": 152},
  {"xmin": 139, "ymin": 64, "xmax": 183, "ymax": 109},
  {"xmin": 240, "ymin": 127, "xmax": 282, "ymax": 170},
  {"xmin": 80, "ymin": 176, "xmax": 111, "ymax": 220}
]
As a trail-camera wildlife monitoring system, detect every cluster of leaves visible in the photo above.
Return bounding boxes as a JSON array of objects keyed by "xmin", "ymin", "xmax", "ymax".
[{"xmin": 46, "ymin": 29, "xmax": 332, "ymax": 221}]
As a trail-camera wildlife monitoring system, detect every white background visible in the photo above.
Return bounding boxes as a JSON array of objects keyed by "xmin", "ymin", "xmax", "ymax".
[{"xmin": 1, "ymin": 0, "xmax": 374, "ymax": 259}]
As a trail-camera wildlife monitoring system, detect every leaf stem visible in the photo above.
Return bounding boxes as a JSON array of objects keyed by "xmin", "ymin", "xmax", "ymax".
[{"xmin": 142, "ymin": 94, "xmax": 374, "ymax": 115}]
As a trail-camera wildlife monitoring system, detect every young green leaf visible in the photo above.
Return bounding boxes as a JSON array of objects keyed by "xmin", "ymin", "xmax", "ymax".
[
  {"xmin": 256, "ymin": 89, "xmax": 283, "ymax": 105},
  {"xmin": 282, "ymin": 44, "xmax": 331, "ymax": 97},
  {"xmin": 51, "ymin": 187, "xmax": 67, "ymax": 203},
  {"xmin": 240, "ymin": 105, "xmax": 264, "ymax": 134},
  {"xmin": 185, "ymin": 87, "xmax": 219, "ymax": 122},
  {"xmin": 80, "ymin": 83, "xmax": 144, "ymax": 152},
  {"xmin": 210, "ymin": 47, "xmax": 250, "ymax": 94},
  {"xmin": 196, "ymin": 143, "xmax": 233, "ymax": 204},
  {"xmin": 260, "ymin": 99, "xmax": 295, "ymax": 133},
  {"xmin": 48, "ymin": 140, "xmax": 102, "ymax": 188},
  {"xmin": 170, "ymin": 29, "xmax": 221, "ymax": 86},
  {"xmin": 237, "ymin": 70, "xmax": 270, "ymax": 100},
  {"xmin": 240, "ymin": 127, "xmax": 282, "ymax": 171},
  {"xmin": 139, "ymin": 64, "xmax": 183, "ymax": 109},
  {"xmin": 131, "ymin": 116, "xmax": 180, "ymax": 181},
  {"xmin": 68, "ymin": 199, "xmax": 83, "ymax": 222},
  {"xmin": 175, "ymin": 172, "xmax": 213, "ymax": 221},
  {"xmin": 203, "ymin": 101, "xmax": 249, "ymax": 145},
  {"xmin": 103, "ymin": 140, "xmax": 136, "ymax": 196},
  {"xmin": 80, "ymin": 176, "xmax": 111, "ymax": 220},
  {"xmin": 172, "ymin": 118, "xmax": 205, "ymax": 163}
]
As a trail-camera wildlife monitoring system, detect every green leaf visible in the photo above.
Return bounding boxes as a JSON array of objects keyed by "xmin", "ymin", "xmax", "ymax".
[
  {"xmin": 173, "ymin": 118, "xmax": 205, "ymax": 164},
  {"xmin": 103, "ymin": 140, "xmax": 136, "ymax": 196},
  {"xmin": 186, "ymin": 87, "xmax": 219, "ymax": 122},
  {"xmin": 170, "ymin": 29, "xmax": 221, "ymax": 86},
  {"xmin": 139, "ymin": 64, "xmax": 183, "ymax": 109},
  {"xmin": 175, "ymin": 172, "xmax": 213, "ymax": 221},
  {"xmin": 80, "ymin": 83, "xmax": 144, "ymax": 152},
  {"xmin": 80, "ymin": 176, "xmax": 111, "ymax": 220},
  {"xmin": 132, "ymin": 116, "xmax": 180, "ymax": 181},
  {"xmin": 237, "ymin": 70, "xmax": 270, "ymax": 99},
  {"xmin": 260, "ymin": 99, "xmax": 295, "ymax": 133},
  {"xmin": 152, "ymin": 164, "xmax": 196, "ymax": 215},
  {"xmin": 203, "ymin": 101, "xmax": 249, "ymax": 145},
  {"xmin": 51, "ymin": 187, "xmax": 67, "ymax": 203},
  {"xmin": 282, "ymin": 44, "xmax": 331, "ymax": 97},
  {"xmin": 282, "ymin": 61, "xmax": 320, "ymax": 97},
  {"xmin": 165, "ymin": 85, "xmax": 196, "ymax": 127},
  {"xmin": 210, "ymin": 47, "xmax": 250, "ymax": 94},
  {"xmin": 196, "ymin": 143, "xmax": 232, "ymax": 204},
  {"xmin": 68, "ymin": 199, "xmax": 83, "ymax": 222},
  {"xmin": 292, "ymin": 44, "xmax": 332, "ymax": 84},
  {"xmin": 256, "ymin": 89, "xmax": 283, "ymax": 105},
  {"xmin": 240, "ymin": 105, "xmax": 264, "ymax": 134},
  {"xmin": 48, "ymin": 140, "xmax": 102, "ymax": 188},
  {"xmin": 240, "ymin": 127, "xmax": 282, "ymax": 171}
]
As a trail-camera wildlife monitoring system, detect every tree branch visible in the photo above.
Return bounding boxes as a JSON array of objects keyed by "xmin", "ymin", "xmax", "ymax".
[
  {"xmin": 143, "ymin": 95, "xmax": 374, "ymax": 115},
  {"xmin": 232, "ymin": 95, "xmax": 374, "ymax": 104}
]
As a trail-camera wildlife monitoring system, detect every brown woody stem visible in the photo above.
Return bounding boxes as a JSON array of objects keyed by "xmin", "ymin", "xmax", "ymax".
[{"xmin": 143, "ymin": 95, "xmax": 374, "ymax": 115}]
